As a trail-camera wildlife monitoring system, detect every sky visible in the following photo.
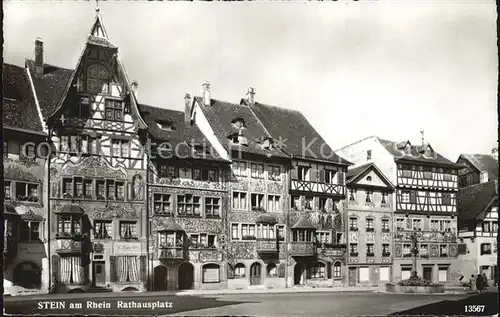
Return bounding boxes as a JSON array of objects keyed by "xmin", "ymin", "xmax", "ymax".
[{"xmin": 4, "ymin": 1, "xmax": 498, "ymax": 161}]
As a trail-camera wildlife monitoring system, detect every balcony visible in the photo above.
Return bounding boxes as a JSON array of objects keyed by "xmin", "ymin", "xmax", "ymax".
[
  {"xmin": 158, "ymin": 246, "xmax": 185, "ymax": 260},
  {"xmin": 291, "ymin": 179, "xmax": 345, "ymax": 196},
  {"xmin": 289, "ymin": 241, "xmax": 316, "ymax": 257},
  {"xmin": 55, "ymin": 237, "xmax": 85, "ymax": 255},
  {"xmin": 256, "ymin": 238, "xmax": 278, "ymax": 254}
]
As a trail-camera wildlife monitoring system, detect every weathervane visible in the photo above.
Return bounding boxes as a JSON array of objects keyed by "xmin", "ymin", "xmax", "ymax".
[
  {"xmin": 95, "ymin": 0, "xmax": 100, "ymax": 13},
  {"xmin": 420, "ymin": 129, "xmax": 425, "ymax": 146}
]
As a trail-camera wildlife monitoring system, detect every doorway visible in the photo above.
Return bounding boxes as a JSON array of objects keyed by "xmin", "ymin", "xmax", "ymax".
[
  {"xmin": 250, "ymin": 262, "xmax": 262, "ymax": 285},
  {"xmin": 348, "ymin": 267, "xmax": 357, "ymax": 286},
  {"xmin": 294, "ymin": 263, "xmax": 305, "ymax": 285},
  {"xmin": 178, "ymin": 262, "xmax": 194, "ymax": 290},
  {"xmin": 13, "ymin": 262, "xmax": 42, "ymax": 289},
  {"xmin": 423, "ymin": 266, "xmax": 433, "ymax": 282},
  {"xmin": 153, "ymin": 265, "xmax": 168, "ymax": 291},
  {"xmin": 92, "ymin": 261, "xmax": 106, "ymax": 287}
]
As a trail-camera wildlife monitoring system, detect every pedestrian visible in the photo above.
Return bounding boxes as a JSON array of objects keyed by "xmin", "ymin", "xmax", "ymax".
[
  {"xmin": 470, "ymin": 274, "xmax": 477, "ymax": 292},
  {"xmin": 476, "ymin": 273, "xmax": 484, "ymax": 292},
  {"xmin": 482, "ymin": 273, "xmax": 489, "ymax": 289}
]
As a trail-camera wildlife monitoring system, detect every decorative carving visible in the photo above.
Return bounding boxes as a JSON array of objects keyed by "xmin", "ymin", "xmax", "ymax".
[
  {"xmin": 395, "ymin": 244, "xmax": 402, "ymax": 257},
  {"xmin": 382, "ymin": 232, "xmax": 391, "ymax": 243},
  {"xmin": 60, "ymin": 156, "xmax": 127, "ymax": 179},
  {"xmin": 394, "ymin": 230, "xmax": 457, "ymax": 243},
  {"xmin": 199, "ymin": 250, "xmax": 223, "ymax": 262},
  {"xmin": 267, "ymin": 182, "xmax": 285, "ymax": 194},
  {"xmin": 449, "ymin": 244, "xmax": 458, "ymax": 257},
  {"xmin": 132, "ymin": 174, "xmax": 144, "ymax": 200},
  {"xmin": 350, "ymin": 232, "xmax": 358, "ymax": 243},
  {"xmin": 429, "ymin": 244, "xmax": 439, "ymax": 257},
  {"xmin": 20, "ymin": 209, "xmax": 44, "ymax": 221},
  {"xmin": 366, "ymin": 232, "xmax": 374, "ymax": 243},
  {"xmin": 91, "ymin": 204, "xmax": 140, "ymax": 220}
]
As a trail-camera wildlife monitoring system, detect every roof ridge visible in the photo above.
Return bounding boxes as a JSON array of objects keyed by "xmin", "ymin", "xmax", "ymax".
[
  {"xmin": 25, "ymin": 59, "xmax": 74, "ymax": 72},
  {"xmin": 335, "ymin": 135, "xmax": 379, "ymax": 152}
]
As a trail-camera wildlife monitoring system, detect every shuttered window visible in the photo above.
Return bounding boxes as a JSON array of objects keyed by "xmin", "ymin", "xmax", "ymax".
[{"xmin": 202, "ymin": 264, "xmax": 220, "ymax": 283}]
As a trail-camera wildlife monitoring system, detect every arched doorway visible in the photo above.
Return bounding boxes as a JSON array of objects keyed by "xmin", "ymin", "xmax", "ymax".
[
  {"xmin": 250, "ymin": 262, "xmax": 262, "ymax": 285},
  {"xmin": 13, "ymin": 262, "xmax": 41, "ymax": 289},
  {"xmin": 178, "ymin": 262, "xmax": 194, "ymax": 290},
  {"xmin": 153, "ymin": 265, "xmax": 168, "ymax": 291},
  {"xmin": 294, "ymin": 263, "xmax": 305, "ymax": 285}
]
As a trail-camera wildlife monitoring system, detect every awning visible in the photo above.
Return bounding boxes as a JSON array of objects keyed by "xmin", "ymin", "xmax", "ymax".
[
  {"xmin": 255, "ymin": 214, "xmax": 278, "ymax": 225},
  {"xmin": 292, "ymin": 216, "xmax": 316, "ymax": 229},
  {"xmin": 56, "ymin": 203, "xmax": 85, "ymax": 214}
]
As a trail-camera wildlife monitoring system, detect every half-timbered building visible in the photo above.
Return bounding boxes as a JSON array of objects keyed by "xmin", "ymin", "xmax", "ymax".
[
  {"xmin": 139, "ymin": 102, "xmax": 230, "ymax": 291},
  {"xmin": 25, "ymin": 12, "xmax": 149, "ymax": 293},
  {"xmin": 457, "ymin": 179, "xmax": 498, "ymax": 285},
  {"xmin": 247, "ymin": 94, "xmax": 351, "ymax": 287},
  {"xmin": 3, "ymin": 63, "xmax": 50, "ymax": 295},
  {"xmin": 345, "ymin": 163, "xmax": 395, "ymax": 286},
  {"xmin": 336, "ymin": 136, "xmax": 463, "ymax": 285},
  {"xmin": 456, "ymin": 152, "xmax": 498, "ymax": 188}
]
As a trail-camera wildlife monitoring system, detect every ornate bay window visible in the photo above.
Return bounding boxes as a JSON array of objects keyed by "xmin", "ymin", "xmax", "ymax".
[
  {"xmin": 55, "ymin": 204, "xmax": 85, "ymax": 254},
  {"xmin": 157, "ymin": 220, "xmax": 186, "ymax": 260},
  {"xmin": 290, "ymin": 216, "xmax": 317, "ymax": 256}
]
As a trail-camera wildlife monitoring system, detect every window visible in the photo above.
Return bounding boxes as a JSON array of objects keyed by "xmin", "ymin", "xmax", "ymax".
[
  {"xmin": 15, "ymin": 182, "xmax": 39, "ymax": 202},
  {"xmin": 350, "ymin": 244, "xmax": 358, "ymax": 255},
  {"xmin": 62, "ymin": 178, "xmax": 73, "ymax": 197},
  {"xmin": 310, "ymin": 262, "xmax": 326, "ymax": 279},
  {"xmin": 205, "ymin": 197, "xmax": 221, "ymax": 217},
  {"xmin": 423, "ymin": 167, "xmax": 433, "ymax": 180},
  {"xmin": 177, "ymin": 194, "xmax": 201, "ymax": 216},
  {"xmin": 480, "ymin": 171, "xmax": 489, "ymax": 183},
  {"xmin": 481, "ymin": 243, "xmax": 492, "ymax": 255},
  {"xmin": 251, "ymin": 163, "xmax": 264, "ymax": 179},
  {"xmin": 441, "ymin": 193, "xmax": 451, "ymax": 205},
  {"xmin": 382, "ymin": 244, "xmax": 390, "ymax": 255},
  {"xmin": 233, "ymin": 161, "xmax": 247, "ymax": 177},
  {"xmin": 323, "ymin": 169, "xmax": 336, "ymax": 184},
  {"xmin": 94, "ymin": 220, "xmax": 112, "ymax": 239},
  {"xmin": 96, "ymin": 180, "xmax": 105, "ymax": 199},
  {"xmin": 401, "ymin": 191, "xmax": 410, "ymax": 203},
  {"xmin": 418, "ymin": 244, "xmax": 428, "ymax": 257},
  {"xmin": 267, "ymin": 263, "xmax": 277, "ymax": 277},
  {"xmin": 318, "ymin": 197, "xmax": 327, "ymax": 211},
  {"xmin": 291, "ymin": 195, "xmax": 300, "ymax": 209},
  {"xmin": 298, "ymin": 166, "xmax": 310, "ymax": 181},
  {"xmin": 159, "ymin": 165, "xmax": 177, "ymax": 178},
  {"xmin": 337, "ymin": 172, "xmax": 345, "ymax": 185},
  {"xmin": 349, "ymin": 189, "xmax": 357, "ymax": 201},
  {"xmin": 111, "ymin": 139, "xmax": 130, "ymax": 158},
  {"xmin": 492, "ymin": 222, "xmax": 498, "ymax": 233},
  {"xmin": 192, "ymin": 167, "xmax": 217, "ymax": 181},
  {"xmin": 401, "ymin": 165, "xmax": 412, "ymax": 178},
  {"xmin": 232, "ymin": 192, "xmax": 247, "ymax": 210},
  {"xmin": 257, "ymin": 224, "xmax": 275, "ymax": 239},
  {"xmin": 190, "ymin": 233, "xmax": 216, "ymax": 248},
  {"xmin": 439, "ymin": 244, "xmax": 448, "ymax": 257},
  {"xmin": 105, "ymin": 99, "xmax": 124, "ymax": 121},
  {"xmin": 403, "ymin": 244, "xmax": 411, "ymax": 257},
  {"xmin": 57, "ymin": 214, "xmax": 80, "ymax": 235},
  {"xmin": 106, "ymin": 180, "xmax": 115, "ymax": 199},
  {"xmin": 333, "ymin": 262, "xmax": 341, "ymax": 278},
  {"xmin": 251, "ymin": 193, "xmax": 265, "ymax": 210},
  {"xmin": 438, "ymin": 267, "xmax": 448, "ymax": 282},
  {"xmin": 412, "ymin": 219, "xmax": 422, "ymax": 231},
  {"xmin": 316, "ymin": 231, "xmax": 331, "ymax": 244},
  {"xmin": 20, "ymin": 221, "xmax": 40, "ymax": 242},
  {"xmin": 482, "ymin": 222, "xmax": 491, "ymax": 232},
  {"xmin": 5, "ymin": 181, "xmax": 11, "ymax": 199},
  {"xmin": 83, "ymin": 180, "xmax": 92, "ymax": 198},
  {"xmin": 366, "ymin": 218, "xmax": 374, "ymax": 231},
  {"xmin": 241, "ymin": 224, "xmax": 256, "ymax": 239},
  {"xmin": 231, "ymin": 224, "xmax": 240, "ymax": 240},
  {"xmin": 366, "ymin": 244, "xmax": 374, "ymax": 256},
  {"xmin": 234, "ymin": 263, "xmax": 246, "ymax": 278},
  {"xmin": 154, "ymin": 194, "xmax": 172, "ymax": 215},
  {"xmin": 443, "ymin": 169, "xmax": 453, "ymax": 181},
  {"xmin": 69, "ymin": 98, "xmax": 90, "ymax": 118},
  {"xmin": 304, "ymin": 196, "xmax": 314, "ymax": 210},
  {"xmin": 276, "ymin": 225, "xmax": 285, "ymax": 241},
  {"xmin": 401, "ymin": 267, "xmax": 412, "ymax": 280},
  {"xmin": 267, "ymin": 195, "xmax": 281, "ymax": 212},
  {"xmin": 73, "ymin": 178, "xmax": 83, "ymax": 198},
  {"xmin": 119, "ymin": 221, "xmax": 138, "ymax": 240},
  {"xmin": 382, "ymin": 219, "xmax": 390, "ymax": 231},
  {"xmin": 268, "ymin": 165, "xmax": 281, "ymax": 181},
  {"xmin": 116, "ymin": 182, "xmax": 125, "ymax": 200},
  {"xmin": 381, "ymin": 192, "xmax": 388, "ymax": 204},
  {"xmin": 202, "ymin": 264, "xmax": 220, "ymax": 283},
  {"xmin": 87, "ymin": 64, "xmax": 109, "ymax": 94},
  {"xmin": 349, "ymin": 217, "xmax": 358, "ymax": 230}
]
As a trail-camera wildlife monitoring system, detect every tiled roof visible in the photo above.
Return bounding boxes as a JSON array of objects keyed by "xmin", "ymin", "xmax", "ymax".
[
  {"xmin": 291, "ymin": 216, "xmax": 316, "ymax": 229},
  {"xmin": 248, "ymin": 101, "xmax": 351, "ymax": 165},
  {"xmin": 195, "ymin": 97, "xmax": 288, "ymax": 159},
  {"xmin": 25, "ymin": 60, "xmax": 73, "ymax": 120},
  {"xmin": 138, "ymin": 104, "xmax": 228, "ymax": 162},
  {"xmin": 457, "ymin": 180, "xmax": 498, "ymax": 223},
  {"xmin": 3, "ymin": 63, "xmax": 45, "ymax": 133},
  {"xmin": 377, "ymin": 137, "xmax": 459, "ymax": 167},
  {"xmin": 346, "ymin": 162, "xmax": 395, "ymax": 188},
  {"xmin": 459, "ymin": 154, "xmax": 498, "ymax": 180},
  {"xmin": 346, "ymin": 163, "xmax": 373, "ymax": 180}
]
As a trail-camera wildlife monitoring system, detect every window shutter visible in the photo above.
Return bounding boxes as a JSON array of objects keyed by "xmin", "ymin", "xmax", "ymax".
[
  {"xmin": 140, "ymin": 255, "xmax": 147, "ymax": 282},
  {"xmin": 327, "ymin": 263, "xmax": 332, "ymax": 279},
  {"xmin": 319, "ymin": 170, "xmax": 325, "ymax": 183},
  {"xmin": 310, "ymin": 168, "xmax": 317, "ymax": 182},
  {"xmin": 291, "ymin": 166, "xmax": 298, "ymax": 180},
  {"xmin": 51, "ymin": 255, "xmax": 60, "ymax": 284},
  {"xmin": 110, "ymin": 256, "xmax": 117, "ymax": 282}
]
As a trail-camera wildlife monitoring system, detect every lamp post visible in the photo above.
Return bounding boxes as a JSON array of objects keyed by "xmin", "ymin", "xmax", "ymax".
[{"xmin": 410, "ymin": 229, "xmax": 422, "ymax": 278}]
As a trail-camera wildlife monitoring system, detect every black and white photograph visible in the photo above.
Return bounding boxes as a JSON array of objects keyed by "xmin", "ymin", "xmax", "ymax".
[{"xmin": 2, "ymin": 0, "xmax": 498, "ymax": 316}]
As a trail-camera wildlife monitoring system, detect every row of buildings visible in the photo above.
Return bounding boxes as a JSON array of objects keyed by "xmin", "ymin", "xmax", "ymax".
[{"xmin": 3, "ymin": 11, "xmax": 498, "ymax": 295}]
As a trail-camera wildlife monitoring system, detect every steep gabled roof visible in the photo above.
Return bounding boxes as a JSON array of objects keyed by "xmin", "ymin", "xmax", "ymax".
[
  {"xmin": 25, "ymin": 60, "xmax": 73, "ymax": 121},
  {"xmin": 3, "ymin": 63, "xmax": 45, "ymax": 133},
  {"xmin": 138, "ymin": 104, "xmax": 228, "ymax": 162},
  {"xmin": 247, "ymin": 101, "xmax": 351, "ymax": 165},
  {"xmin": 346, "ymin": 162, "xmax": 395, "ymax": 189},
  {"xmin": 377, "ymin": 137, "xmax": 459, "ymax": 167},
  {"xmin": 194, "ymin": 97, "xmax": 288, "ymax": 159},
  {"xmin": 458, "ymin": 154, "xmax": 498, "ymax": 180},
  {"xmin": 457, "ymin": 180, "xmax": 498, "ymax": 223}
]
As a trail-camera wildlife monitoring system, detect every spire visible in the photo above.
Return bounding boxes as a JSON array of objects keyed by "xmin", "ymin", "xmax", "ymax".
[{"xmin": 90, "ymin": 1, "xmax": 109, "ymax": 40}]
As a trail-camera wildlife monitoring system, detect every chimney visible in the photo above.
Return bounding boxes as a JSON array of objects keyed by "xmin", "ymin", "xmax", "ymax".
[
  {"xmin": 184, "ymin": 93, "xmax": 192, "ymax": 125},
  {"xmin": 246, "ymin": 87, "xmax": 256, "ymax": 104},
  {"xmin": 35, "ymin": 38, "xmax": 44, "ymax": 77},
  {"xmin": 131, "ymin": 81, "xmax": 139, "ymax": 100},
  {"xmin": 202, "ymin": 81, "xmax": 211, "ymax": 106},
  {"xmin": 492, "ymin": 147, "xmax": 498, "ymax": 160}
]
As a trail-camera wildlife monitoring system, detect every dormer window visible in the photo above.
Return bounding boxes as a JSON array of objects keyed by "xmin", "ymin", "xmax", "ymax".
[
  {"xmin": 480, "ymin": 171, "xmax": 489, "ymax": 183},
  {"xmin": 424, "ymin": 146, "xmax": 434, "ymax": 158},
  {"xmin": 229, "ymin": 133, "xmax": 248, "ymax": 146},
  {"xmin": 262, "ymin": 138, "xmax": 274, "ymax": 150},
  {"xmin": 404, "ymin": 144, "xmax": 411, "ymax": 155},
  {"xmin": 157, "ymin": 122, "xmax": 174, "ymax": 131},
  {"xmin": 231, "ymin": 118, "xmax": 246, "ymax": 130},
  {"xmin": 86, "ymin": 64, "xmax": 109, "ymax": 94}
]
